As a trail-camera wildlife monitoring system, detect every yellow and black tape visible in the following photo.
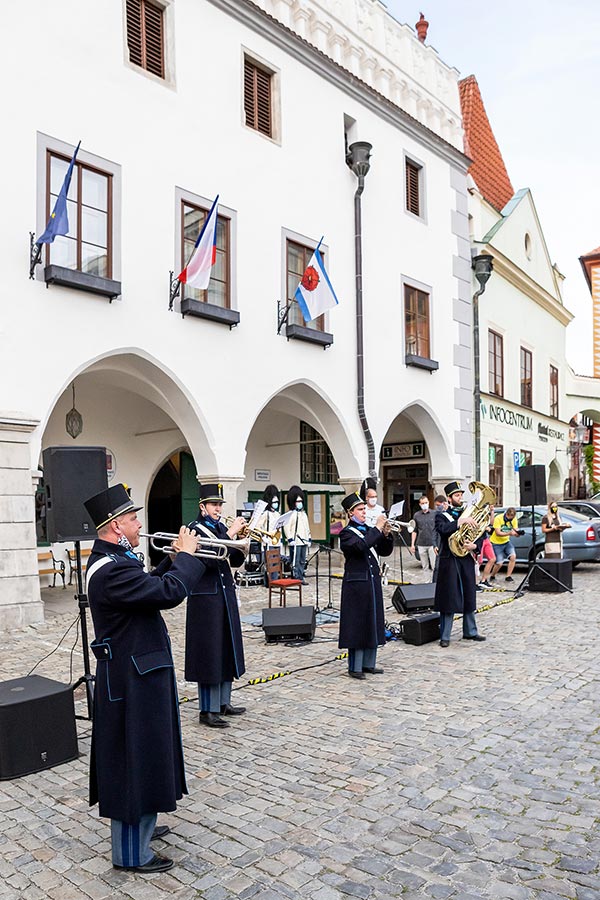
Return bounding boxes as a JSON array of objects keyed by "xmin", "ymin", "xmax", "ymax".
[
  {"xmin": 247, "ymin": 671, "xmax": 292, "ymax": 685},
  {"xmin": 335, "ymin": 652, "xmax": 349, "ymax": 660}
]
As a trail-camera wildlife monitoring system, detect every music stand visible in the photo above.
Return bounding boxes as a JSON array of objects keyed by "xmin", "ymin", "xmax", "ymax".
[
  {"xmin": 512, "ymin": 506, "xmax": 573, "ymax": 598},
  {"xmin": 305, "ymin": 545, "xmax": 322, "ymax": 614},
  {"xmin": 70, "ymin": 541, "xmax": 95, "ymax": 719}
]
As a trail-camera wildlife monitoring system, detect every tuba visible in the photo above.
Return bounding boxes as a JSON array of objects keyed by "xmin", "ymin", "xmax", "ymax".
[{"xmin": 449, "ymin": 481, "xmax": 496, "ymax": 557}]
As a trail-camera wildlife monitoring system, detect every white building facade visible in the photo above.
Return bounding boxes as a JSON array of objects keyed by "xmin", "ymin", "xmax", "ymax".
[{"xmin": 1, "ymin": 0, "xmax": 473, "ymax": 629}]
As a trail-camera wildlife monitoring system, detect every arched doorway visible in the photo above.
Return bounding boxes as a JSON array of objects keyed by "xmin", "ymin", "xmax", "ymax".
[
  {"xmin": 379, "ymin": 403, "xmax": 454, "ymax": 518},
  {"xmin": 147, "ymin": 450, "xmax": 199, "ymax": 565}
]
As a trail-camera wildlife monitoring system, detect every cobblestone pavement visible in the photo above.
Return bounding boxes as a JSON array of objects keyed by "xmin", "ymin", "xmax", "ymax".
[{"xmin": 1, "ymin": 549, "xmax": 599, "ymax": 900}]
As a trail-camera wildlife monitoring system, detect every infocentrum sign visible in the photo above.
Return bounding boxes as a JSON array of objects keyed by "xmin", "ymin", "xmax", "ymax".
[
  {"xmin": 481, "ymin": 400, "xmax": 566, "ymax": 441},
  {"xmin": 481, "ymin": 400, "xmax": 533, "ymax": 431}
]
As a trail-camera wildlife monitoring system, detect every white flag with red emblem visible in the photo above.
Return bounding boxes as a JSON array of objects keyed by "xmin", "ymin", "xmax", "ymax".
[{"xmin": 294, "ymin": 240, "xmax": 340, "ymax": 323}]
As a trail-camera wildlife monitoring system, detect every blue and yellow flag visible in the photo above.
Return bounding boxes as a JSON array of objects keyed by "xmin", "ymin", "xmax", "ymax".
[{"xmin": 37, "ymin": 141, "xmax": 81, "ymax": 245}]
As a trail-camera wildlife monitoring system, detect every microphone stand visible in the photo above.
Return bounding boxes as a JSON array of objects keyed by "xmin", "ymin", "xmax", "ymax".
[{"xmin": 70, "ymin": 541, "xmax": 95, "ymax": 719}]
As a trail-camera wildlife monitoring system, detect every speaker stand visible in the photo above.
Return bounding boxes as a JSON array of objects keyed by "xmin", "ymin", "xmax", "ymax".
[
  {"xmin": 70, "ymin": 541, "xmax": 95, "ymax": 719},
  {"xmin": 512, "ymin": 507, "xmax": 573, "ymax": 598}
]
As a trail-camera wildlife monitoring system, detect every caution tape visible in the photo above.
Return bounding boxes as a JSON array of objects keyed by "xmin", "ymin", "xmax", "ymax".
[
  {"xmin": 247, "ymin": 671, "xmax": 292, "ymax": 685},
  {"xmin": 335, "ymin": 651, "xmax": 349, "ymax": 660}
]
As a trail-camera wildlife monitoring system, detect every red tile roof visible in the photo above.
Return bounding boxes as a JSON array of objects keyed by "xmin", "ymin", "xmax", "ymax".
[{"xmin": 459, "ymin": 75, "xmax": 514, "ymax": 212}]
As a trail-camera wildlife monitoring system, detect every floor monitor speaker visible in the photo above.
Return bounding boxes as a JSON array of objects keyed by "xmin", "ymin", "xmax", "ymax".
[
  {"xmin": 392, "ymin": 583, "xmax": 436, "ymax": 614},
  {"xmin": 402, "ymin": 612, "xmax": 441, "ymax": 646},
  {"xmin": 0, "ymin": 675, "xmax": 78, "ymax": 780},
  {"xmin": 519, "ymin": 465, "xmax": 547, "ymax": 507},
  {"xmin": 529, "ymin": 558, "xmax": 573, "ymax": 592},
  {"xmin": 261, "ymin": 606, "xmax": 316, "ymax": 642},
  {"xmin": 43, "ymin": 446, "xmax": 108, "ymax": 542}
]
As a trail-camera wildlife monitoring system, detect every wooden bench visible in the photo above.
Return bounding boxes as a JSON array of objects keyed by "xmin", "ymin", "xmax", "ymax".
[
  {"xmin": 67, "ymin": 548, "xmax": 92, "ymax": 585},
  {"xmin": 38, "ymin": 551, "xmax": 66, "ymax": 589}
]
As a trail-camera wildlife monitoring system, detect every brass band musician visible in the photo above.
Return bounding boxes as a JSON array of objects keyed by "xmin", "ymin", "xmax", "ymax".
[{"xmin": 434, "ymin": 481, "xmax": 486, "ymax": 648}]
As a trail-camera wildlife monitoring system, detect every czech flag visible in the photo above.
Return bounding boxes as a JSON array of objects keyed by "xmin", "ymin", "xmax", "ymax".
[
  {"xmin": 177, "ymin": 194, "xmax": 219, "ymax": 289},
  {"xmin": 294, "ymin": 240, "xmax": 340, "ymax": 323}
]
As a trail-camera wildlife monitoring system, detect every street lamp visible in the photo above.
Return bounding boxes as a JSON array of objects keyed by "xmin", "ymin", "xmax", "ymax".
[{"xmin": 472, "ymin": 253, "xmax": 494, "ymax": 481}]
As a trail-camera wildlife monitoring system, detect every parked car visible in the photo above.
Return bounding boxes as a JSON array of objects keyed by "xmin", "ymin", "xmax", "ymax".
[
  {"xmin": 557, "ymin": 500, "xmax": 600, "ymax": 519},
  {"xmin": 493, "ymin": 506, "xmax": 600, "ymax": 565}
]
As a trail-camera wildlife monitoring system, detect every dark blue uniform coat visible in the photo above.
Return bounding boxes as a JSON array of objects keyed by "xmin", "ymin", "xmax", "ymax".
[
  {"xmin": 86, "ymin": 539, "xmax": 206, "ymax": 823},
  {"xmin": 434, "ymin": 510, "xmax": 477, "ymax": 615},
  {"xmin": 338, "ymin": 524, "xmax": 394, "ymax": 650},
  {"xmin": 184, "ymin": 516, "xmax": 246, "ymax": 684}
]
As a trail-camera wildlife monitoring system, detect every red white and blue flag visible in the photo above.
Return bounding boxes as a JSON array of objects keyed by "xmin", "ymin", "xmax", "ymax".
[
  {"xmin": 177, "ymin": 195, "xmax": 219, "ymax": 289},
  {"xmin": 294, "ymin": 240, "xmax": 340, "ymax": 323}
]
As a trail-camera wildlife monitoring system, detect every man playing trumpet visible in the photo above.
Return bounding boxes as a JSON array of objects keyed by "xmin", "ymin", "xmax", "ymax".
[{"xmin": 185, "ymin": 484, "xmax": 248, "ymax": 728}]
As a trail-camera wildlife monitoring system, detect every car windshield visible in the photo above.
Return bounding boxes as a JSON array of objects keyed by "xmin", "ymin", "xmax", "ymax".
[{"xmin": 556, "ymin": 508, "xmax": 593, "ymax": 522}]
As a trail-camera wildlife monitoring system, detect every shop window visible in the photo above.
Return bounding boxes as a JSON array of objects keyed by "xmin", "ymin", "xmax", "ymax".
[{"xmin": 489, "ymin": 443, "xmax": 503, "ymax": 505}]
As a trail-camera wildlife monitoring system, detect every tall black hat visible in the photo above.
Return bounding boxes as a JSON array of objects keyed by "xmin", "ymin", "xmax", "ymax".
[
  {"xmin": 444, "ymin": 480, "xmax": 464, "ymax": 497},
  {"xmin": 199, "ymin": 483, "xmax": 225, "ymax": 503},
  {"xmin": 342, "ymin": 491, "xmax": 365, "ymax": 514},
  {"xmin": 287, "ymin": 485, "xmax": 305, "ymax": 510},
  {"xmin": 84, "ymin": 483, "xmax": 142, "ymax": 530},
  {"xmin": 359, "ymin": 477, "xmax": 377, "ymax": 501},
  {"xmin": 262, "ymin": 484, "xmax": 280, "ymax": 508}
]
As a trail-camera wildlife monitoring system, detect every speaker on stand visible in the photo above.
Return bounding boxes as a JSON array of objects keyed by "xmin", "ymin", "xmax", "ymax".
[
  {"xmin": 42, "ymin": 446, "xmax": 109, "ymax": 718},
  {"xmin": 513, "ymin": 464, "xmax": 572, "ymax": 597}
]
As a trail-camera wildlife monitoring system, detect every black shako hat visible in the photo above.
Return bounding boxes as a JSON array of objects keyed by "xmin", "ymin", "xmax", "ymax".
[
  {"xmin": 262, "ymin": 484, "xmax": 280, "ymax": 508},
  {"xmin": 444, "ymin": 481, "xmax": 464, "ymax": 497},
  {"xmin": 359, "ymin": 477, "xmax": 377, "ymax": 502},
  {"xmin": 287, "ymin": 485, "xmax": 305, "ymax": 509},
  {"xmin": 84, "ymin": 483, "xmax": 142, "ymax": 530},
  {"xmin": 198, "ymin": 483, "xmax": 225, "ymax": 504},
  {"xmin": 342, "ymin": 492, "xmax": 365, "ymax": 514}
]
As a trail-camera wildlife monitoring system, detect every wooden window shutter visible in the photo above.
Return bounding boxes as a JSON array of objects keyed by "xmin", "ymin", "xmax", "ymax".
[
  {"xmin": 244, "ymin": 58, "xmax": 272, "ymax": 137},
  {"xmin": 126, "ymin": 0, "xmax": 164, "ymax": 79},
  {"xmin": 406, "ymin": 160, "xmax": 420, "ymax": 216}
]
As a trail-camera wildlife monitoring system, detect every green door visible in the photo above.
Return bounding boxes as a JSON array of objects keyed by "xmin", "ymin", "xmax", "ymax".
[{"xmin": 181, "ymin": 451, "xmax": 199, "ymax": 526}]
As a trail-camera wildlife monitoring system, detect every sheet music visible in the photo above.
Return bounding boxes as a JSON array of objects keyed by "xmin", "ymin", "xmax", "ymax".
[
  {"xmin": 388, "ymin": 500, "xmax": 404, "ymax": 520},
  {"xmin": 248, "ymin": 499, "xmax": 267, "ymax": 528},
  {"xmin": 274, "ymin": 510, "xmax": 293, "ymax": 530}
]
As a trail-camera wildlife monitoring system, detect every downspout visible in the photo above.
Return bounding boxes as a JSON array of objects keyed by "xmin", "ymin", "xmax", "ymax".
[{"xmin": 348, "ymin": 141, "xmax": 376, "ymax": 478}]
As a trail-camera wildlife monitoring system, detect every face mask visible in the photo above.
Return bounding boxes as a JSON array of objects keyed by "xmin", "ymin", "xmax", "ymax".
[
  {"xmin": 420, "ymin": 502, "xmax": 429, "ymax": 510},
  {"xmin": 295, "ymin": 502, "xmax": 303, "ymax": 510},
  {"xmin": 367, "ymin": 497, "xmax": 377, "ymax": 507},
  {"xmin": 118, "ymin": 534, "xmax": 133, "ymax": 551},
  {"xmin": 551, "ymin": 507, "xmax": 557, "ymax": 513},
  {"xmin": 272, "ymin": 499, "xmax": 279, "ymax": 510}
]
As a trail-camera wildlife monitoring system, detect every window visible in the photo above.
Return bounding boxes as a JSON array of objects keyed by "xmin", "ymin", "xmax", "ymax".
[
  {"xmin": 488, "ymin": 443, "xmax": 503, "ymax": 505},
  {"xmin": 45, "ymin": 151, "xmax": 112, "ymax": 278},
  {"xmin": 520, "ymin": 347, "xmax": 532, "ymax": 408},
  {"xmin": 300, "ymin": 422, "xmax": 339, "ymax": 484},
  {"xmin": 489, "ymin": 330, "xmax": 504, "ymax": 397},
  {"xmin": 287, "ymin": 240, "xmax": 324, "ymax": 331},
  {"xmin": 404, "ymin": 285, "xmax": 430, "ymax": 359},
  {"xmin": 244, "ymin": 58, "xmax": 272, "ymax": 137},
  {"xmin": 405, "ymin": 159, "xmax": 421, "ymax": 217},
  {"xmin": 181, "ymin": 202, "xmax": 230, "ymax": 308},
  {"xmin": 126, "ymin": 0, "xmax": 164, "ymax": 78},
  {"xmin": 520, "ymin": 450, "xmax": 532, "ymax": 467},
  {"xmin": 550, "ymin": 365, "xmax": 559, "ymax": 418}
]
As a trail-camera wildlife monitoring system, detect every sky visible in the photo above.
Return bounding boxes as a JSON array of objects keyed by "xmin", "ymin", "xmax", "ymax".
[{"xmin": 385, "ymin": 0, "xmax": 600, "ymax": 374}]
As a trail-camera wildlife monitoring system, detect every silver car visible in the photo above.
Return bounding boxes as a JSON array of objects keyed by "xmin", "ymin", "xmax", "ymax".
[{"xmin": 494, "ymin": 506, "xmax": 600, "ymax": 565}]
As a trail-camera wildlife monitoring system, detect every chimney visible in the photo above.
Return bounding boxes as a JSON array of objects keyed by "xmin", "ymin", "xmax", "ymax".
[{"xmin": 415, "ymin": 12, "xmax": 429, "ymax": 43}]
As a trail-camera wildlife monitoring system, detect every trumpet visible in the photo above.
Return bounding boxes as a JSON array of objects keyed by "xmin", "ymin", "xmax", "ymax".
[
  {"xmin": 140, "ymin": 532, "xmax": 251, "ymax": 559},
  {"xmin": 224, "ymin": 516, "xmax": 281, "ymax": 546},
  {"xmin": 385, "ymin": 518, "xmax": 416, "ymax": 534}
]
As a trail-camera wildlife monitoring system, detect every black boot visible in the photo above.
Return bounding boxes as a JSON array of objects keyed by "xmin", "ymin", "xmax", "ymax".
[
  {"xmin": 221, "ymin": 704, "xmax": 246, "ymax": 716},
  {"xmin": 199, "ymin": 712, "xmax": 229, "ymax": 728}
]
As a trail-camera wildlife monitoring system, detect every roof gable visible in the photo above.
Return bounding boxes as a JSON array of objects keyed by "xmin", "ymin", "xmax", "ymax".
[
  {"xmin": 482, "ymin": 189, "xmax": 563, "ymax": 301},
  {"xmin": 459, "ymin": 75, "xmax": 514, "ymax": 212}
]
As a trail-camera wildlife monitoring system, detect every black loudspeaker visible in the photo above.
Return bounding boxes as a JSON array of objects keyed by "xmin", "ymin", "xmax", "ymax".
[
  {"xmin": 529, "ymin": 558, "xmax": 573, "ymax": 592},
  {"xmin": 519, "ymin": 465, "xmax": 547, "ymax": 506},
  {"xmin": 392, "ymin": 583, "xmax": 436, "ymax": 614},
  {"xmin": 0, "ymin": 675, "xmax": 79, "ymax": 780},
  {"xmin": 43, "ymin": 446, "xmax": 108, "ymax": 542},
  {"xmin": 402, "ymin": 612, "xmax": 441, "ymax": 645},
  {"xmin": 261, "ymin": 606, "xmax": 316, "ymax": 642}
]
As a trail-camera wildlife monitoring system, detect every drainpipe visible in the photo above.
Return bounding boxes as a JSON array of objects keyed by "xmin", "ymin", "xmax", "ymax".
[
  {"xmin": 347, "ymin": 141, "xmax": 376, "ymax": 478},
  {"xmin": 472, "ymin": 253, "xmax": 494, "ymax": 481}
]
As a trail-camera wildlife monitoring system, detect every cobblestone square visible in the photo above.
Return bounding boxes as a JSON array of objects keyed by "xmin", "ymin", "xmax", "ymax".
[{"xmin": 0, "ymin": 554, "xmax": 598, "ymax": 899}]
